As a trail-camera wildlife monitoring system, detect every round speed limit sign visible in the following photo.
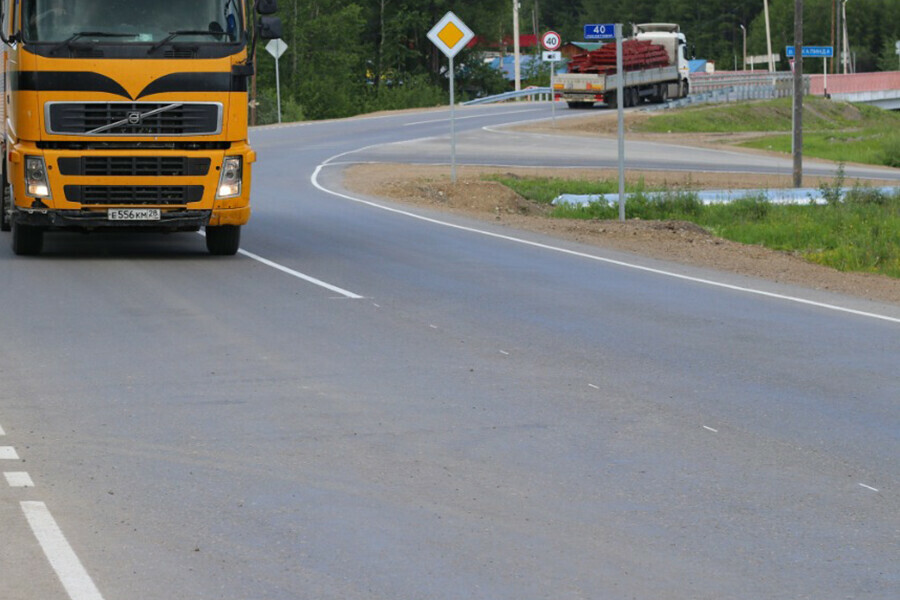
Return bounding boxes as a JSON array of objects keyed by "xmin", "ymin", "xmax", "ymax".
[{"xmin": 541, "ymin": 31, "xmax": 562, "ymax": 51}]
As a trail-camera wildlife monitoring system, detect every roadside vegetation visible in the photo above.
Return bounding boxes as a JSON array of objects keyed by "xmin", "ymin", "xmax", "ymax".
[
  {"xmin": 490, "ymin": 174, "xmax": 900, "ymax": 278},
  {"xmin": 256, "ymin": 1, "xmax": 899, "ymax": 124},
  {"xmin": 635, "ymin": 97, "xmax": 900, "ymax": 168}
]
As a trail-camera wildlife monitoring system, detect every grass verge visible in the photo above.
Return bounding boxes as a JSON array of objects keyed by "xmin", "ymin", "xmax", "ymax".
[
  {"xmin": 491, "ymin": 175, "xmax": 900, "ymax": 278},
  {"xmin": 634, "ymin": 97, "xmax": 900, "ymax": 168}
]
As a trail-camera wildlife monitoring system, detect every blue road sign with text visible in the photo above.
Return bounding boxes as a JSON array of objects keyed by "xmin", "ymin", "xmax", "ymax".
[
  {"xmin": 584, "ymin": 24, "xmax": 617, "ymax": 40},
  {"xmin": 786, "ymin": 46, "xmax": 834, "ymax": 58}
]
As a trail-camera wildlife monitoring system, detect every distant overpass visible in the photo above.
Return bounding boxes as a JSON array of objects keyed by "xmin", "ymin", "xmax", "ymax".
[{"xmin": 809, "ymin": 71, "xmax": 900, "ymax": 110}]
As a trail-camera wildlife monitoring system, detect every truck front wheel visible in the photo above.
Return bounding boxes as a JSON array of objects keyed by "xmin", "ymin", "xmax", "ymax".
[
  {"xmin": 11, "ymin": 222, "xmax": 44, "ymax": 255},
  {"xmin": 205, "ymin": 225, "xmax": 241, "ymax": 256}
]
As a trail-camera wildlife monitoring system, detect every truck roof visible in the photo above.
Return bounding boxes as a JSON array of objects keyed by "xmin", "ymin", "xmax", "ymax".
[{"xmin": 634, "ymin": 23, "xmax": 680, "ymax": 34}]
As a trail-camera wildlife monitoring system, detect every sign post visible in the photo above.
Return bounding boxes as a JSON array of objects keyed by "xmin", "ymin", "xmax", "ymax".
[
  {"xmin": 427, "ymin": 12, "xmax": 475, "ymax": 183},
  {"xmin": 541, "ymin": 32, "xmax": 562, "ymax": 126},
  {"xmin": 265, "ymin": 38, "xmax": 288, "ymax": 123},
  {"xmin": 895, "ymin": 40, "xmax": 900, "ymax": 70},
  {"xmin": 585, "ymin": 23, "xmax": 626, "ymax": 221},
  {"xmin": 786, "ymin": 46, "xmax": 833, "ymax": 96}
]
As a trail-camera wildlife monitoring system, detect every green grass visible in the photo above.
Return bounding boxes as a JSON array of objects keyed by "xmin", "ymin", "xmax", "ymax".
[
  {"xmin": 492, "ymin": 175, "xmax": 900, "ymax": 278},
  {"xmin": 741, "ymin": 128, "xmax": 900, "ymax": 166},
  {"xmin": 634, "ymin": 97, "xmax": 900, "ymax": 168}
]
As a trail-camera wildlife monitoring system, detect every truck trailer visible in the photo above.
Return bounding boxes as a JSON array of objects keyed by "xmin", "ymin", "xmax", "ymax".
[
  {"xmin": 1, "ymin": 0, "xmax": 281, "ymax": 255},
  {"xmin": 555, "ymin": 23, "xmax": 691, "ymax": 109}
]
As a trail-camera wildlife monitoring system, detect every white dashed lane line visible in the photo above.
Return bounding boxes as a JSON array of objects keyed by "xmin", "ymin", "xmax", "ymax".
[
  {"xmin": 5, "ymin": 472, "xmax": 35, "ymax": 488},
  {"xmin": 1, "ymin": 446, "xmax": 21, "ymax": 460}
]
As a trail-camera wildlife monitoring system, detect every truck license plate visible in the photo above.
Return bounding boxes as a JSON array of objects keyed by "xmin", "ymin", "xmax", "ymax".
[{"xmin": 108, "ymin": 208, "xmax": 161, "ymax": 221}]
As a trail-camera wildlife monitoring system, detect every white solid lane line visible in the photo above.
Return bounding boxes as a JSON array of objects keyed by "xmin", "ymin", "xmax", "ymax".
[
  {"xmin": 311, "ymin": 161, "xmax": 900, "ymax": 326},
  {"xmin": 196, "ymin": 231, "xmax": 363, "ymax": 299},
  {"xmin": 237, "ymin": 248, "xmax": 364, "ymax": 299},
  {"xmin": 21, "ymin": 501, "xmax": 105, "ymax": 600}
]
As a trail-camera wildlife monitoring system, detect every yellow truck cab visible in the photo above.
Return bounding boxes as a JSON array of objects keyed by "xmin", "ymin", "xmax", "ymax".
[{"xmin": 1, "ymin": 0, "xmax": 281, "ymax": 255}]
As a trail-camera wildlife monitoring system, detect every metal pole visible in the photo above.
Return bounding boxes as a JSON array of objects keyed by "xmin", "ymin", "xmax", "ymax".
[
  {"xmin": 513, "ymin": 0, "xmax": 521, "ymax": 92},
  {"xmin": 275, "ymin": 54, "xmax": 282, "ymax": 123},
  {"xmin": 792, "ymin": 0, "xmax": 803, "ymax": 188},
  {"xmin": 550, "ymin": 63, "xmax": 556, "ymax": 126},
  {"xmin": 740, "ymin": 24, "xmax": 746, "ymax": 70},
  {"xmin": 616, "ymin": 24, "xmax": 625, "ymax": 222},
  {"xmin": 450, "ymin": 55, "xmax": 457, "ymax": 183}
]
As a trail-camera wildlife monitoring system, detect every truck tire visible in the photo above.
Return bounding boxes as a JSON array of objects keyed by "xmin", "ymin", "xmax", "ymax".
[
  {"xmin": 205, "ymin": 225, "xmax": 241, "ymax": 256},
  {"xmin": 11, "ymin": 222, "xmax": 43, "ymax": 255},
  {"xmin": 628, "ymin": 88, "xmax": 640, "ymax": 107},
  {"xmin": 656, "ymin": 84, "xmax": 668, "ymax": 104},
  {"xmin": 605, "ymin": 92, "xmax": 617, "ymax": 109}
]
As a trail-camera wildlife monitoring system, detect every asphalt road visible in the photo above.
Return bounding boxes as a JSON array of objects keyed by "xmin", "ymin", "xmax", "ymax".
[{"xmin": 1, "ymin": 103, "xmax": 898, "ymax": 600}]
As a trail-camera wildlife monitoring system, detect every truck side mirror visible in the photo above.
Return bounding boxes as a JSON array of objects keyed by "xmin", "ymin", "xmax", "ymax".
[
  {"xmin": 256, "ymin": 0, "xmax": 278, "ymax": 15},
  {"xmin": 257, "ymin": 17, "xmax": 282, "ymax": 40}
]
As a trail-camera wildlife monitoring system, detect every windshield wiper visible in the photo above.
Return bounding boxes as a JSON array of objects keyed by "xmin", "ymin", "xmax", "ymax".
[
  {"xmin": 148, "ymin": 30, "xmax": 224, "ymax": 54},
  {"xmin": 51, "ymin": 31, "xmax": 136, "ymax": 54}
]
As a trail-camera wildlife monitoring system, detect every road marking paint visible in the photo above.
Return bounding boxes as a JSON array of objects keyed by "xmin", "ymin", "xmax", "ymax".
[
  {"xmin": 588, "ymin": 384, "xmax": 600, "ymax": 390},
  {"xmin": 859, "ymin": 483, "xmax": 879, "ymax": 492},
  {"xmin": 5, "ymin": 472, "xmax": 34, "ymax": 487},
  {"xmin": 404, "ymin": 108, "xmax": 542, "ymax": 126},
  {"xmin": 311, "ymin": 162, "xmax": 900, "ymax": 326},
  {"xmin": 703, "ymin": 426, "xmax": 719, "ymax": 433},
  {"xmin": 237, "ymin": 248, "xmax": 364, "ymax": 299},
  {"xmin": 196, "ymin": 231, "xmax": 362, "ymax": 299},
  {"xmin": 499, "ymin": 350, "xmax": 510, "ymax": 355},
  {"xmin": 0, "ymin": 446, "xmax": 20, "ymax": 460},
  {"xmin": 0, "ymin": 423, "xmax": 5, "ymax": 435},
  {"xmin": 429, "ymin": 324, "xmax": 439, "ymax": 329},
  {"xmin": 21, "ymin": 501, "xmax": 105, "ymax": 600}
]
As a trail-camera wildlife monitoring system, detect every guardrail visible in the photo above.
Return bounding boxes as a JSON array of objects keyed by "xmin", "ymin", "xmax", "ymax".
[
  {"xmin": 462, "ymin": 87, "xmax": 553, "ymax": 105},
  {"xmin": 647, "ymin": 73, "xmax": 810, "ymax": 111}
]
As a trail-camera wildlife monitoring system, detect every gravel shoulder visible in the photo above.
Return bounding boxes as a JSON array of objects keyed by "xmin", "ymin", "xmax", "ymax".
[{"xmin": 341, "ymin": 113, "xmax": 900, "ymax": 306}]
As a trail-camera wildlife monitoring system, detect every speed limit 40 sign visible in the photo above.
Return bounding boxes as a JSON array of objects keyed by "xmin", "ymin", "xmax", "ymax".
[{"xmin": 541, "ymin": 31, "xmax": 562, "ymax": 51}]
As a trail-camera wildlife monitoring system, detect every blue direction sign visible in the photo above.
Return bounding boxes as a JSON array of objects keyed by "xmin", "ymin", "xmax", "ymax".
[
  {"xmin": 785, "ymin": 46, "xmax": 834, "ymax": 58},
  {"xmin": 584, "ymin": 24, "xmax": 617, "ymax": 40}
]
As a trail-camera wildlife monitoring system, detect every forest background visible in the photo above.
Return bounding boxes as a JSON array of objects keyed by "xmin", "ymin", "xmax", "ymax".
[{"xmin": 252, "ymin": 0, "xmax": 900, "ymax": 124}]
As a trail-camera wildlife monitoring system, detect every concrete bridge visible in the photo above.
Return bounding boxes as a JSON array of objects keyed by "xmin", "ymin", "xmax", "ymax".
[
  {"xmin": 691, "ymin": 70, "xmax": 900, "ymax": 110},
  {"xmin": 809, "ymin": 72, "xmax": 900, "ymax": 110}
]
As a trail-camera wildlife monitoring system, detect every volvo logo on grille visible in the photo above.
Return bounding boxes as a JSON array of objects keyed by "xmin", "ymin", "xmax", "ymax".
[{"xmin": 127, "ymin": 111, "xmax": 142, "ymax": 125}]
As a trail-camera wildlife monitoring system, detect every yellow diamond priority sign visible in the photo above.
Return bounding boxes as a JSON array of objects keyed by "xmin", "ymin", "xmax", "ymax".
[{"xmin": 427, "ymin": 12, "xmax": 475, "ymax": 59}]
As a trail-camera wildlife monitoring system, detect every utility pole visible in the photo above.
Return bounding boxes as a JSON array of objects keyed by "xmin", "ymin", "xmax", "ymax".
[
  {"xmin": 792, "ymin": 0, "xmax": 804, "ymax": 188},
  {"xmin": 764, "ymin": 0, "xmax": 775, "ymax": 72},
  {"xmin": 841, "ymin": 0, "xmax": 850, "ymax": 74}
]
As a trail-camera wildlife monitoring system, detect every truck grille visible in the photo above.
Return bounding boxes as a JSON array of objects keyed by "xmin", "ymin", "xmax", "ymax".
[
  {"xmin": 64, "ymin": 185, "xmax": 204, "ymax": 205},
  {"xmin": 47, "ymin": 103, "xmax": 222, "ymax": 136},
  {"xmin": 57, "ymin": 156, "xmax": 211, "ymax": 177}
]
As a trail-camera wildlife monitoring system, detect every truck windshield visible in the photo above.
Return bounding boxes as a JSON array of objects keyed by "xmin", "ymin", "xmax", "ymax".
[{"xmin": 23, "ymin": 0, "xmax": 243, "ymax": 44}]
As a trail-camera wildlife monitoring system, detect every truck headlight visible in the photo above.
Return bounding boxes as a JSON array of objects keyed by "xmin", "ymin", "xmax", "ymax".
[
  {"xmin": 25, "ymin": 156, "xmax": 51, "ymax": 198},
  {"xmin": 216, "ymin": 156, "xmax": 242, "ymax": 199}
]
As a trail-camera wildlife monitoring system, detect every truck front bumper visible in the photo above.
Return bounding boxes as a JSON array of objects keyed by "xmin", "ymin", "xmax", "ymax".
[{"xmin": 12, "ymin": 208, "xmax": 212, "ymax": 232}]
